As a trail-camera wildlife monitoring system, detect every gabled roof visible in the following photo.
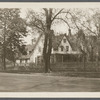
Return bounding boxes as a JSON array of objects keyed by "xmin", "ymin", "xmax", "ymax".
[
  {"xmin": 18, "ymin": 33, "xmax": 79, "ymax": 60},
  {"xmin": 17, "ymin": 33, "xmax": 43, "ymax": 60},
  {"xmin": 52, "ymin": 34, "xmax": 78, "ymax": 51},
  {"xmin": 66, "ymin": 36, "xmax": 78, "ymax": 51},
  {"xmin": 25, "ymin": 44, "xmax": 34, "ymax": 52},
  {"xmin": 29, "ymin": 33, "xmax": 43, "ymax": 56},
  {"xmin": 52, "ymin": 34, "xmax": 65, "ymax": 50}
]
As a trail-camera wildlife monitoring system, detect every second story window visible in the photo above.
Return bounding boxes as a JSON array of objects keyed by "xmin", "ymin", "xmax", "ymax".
[
  {"xmin": 60, "ymin": 46, "xmax": 64, "ymax": 51},
  {"xmin": 20, "ymin": 59, "xmax": 22, "ymax": 63},
  {"xmin": 66, "ymin": 46, "xmax": 69, "ymax": 51},
  {"xmin": 29, "ymin": 51, "xmax": 31, "ymax": 54},
  {"xmin": 25, "ymin": 59, "xmax": 27, "ymax": 63},
  {"xmin": 63, "ymin": 39, "xmax": 66, "ymax": 43},
  {"xmin": 38, "ymin": 47, "xmax": 41, "ymax": 52}
]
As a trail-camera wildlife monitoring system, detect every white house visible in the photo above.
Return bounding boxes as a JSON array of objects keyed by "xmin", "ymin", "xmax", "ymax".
[
  {"xmin": 16, "ymin": 33, "xmax": 44, "ymax": 65},
  {"xmin": 16, "ymin": 33, "xmax": 81, "ymax": 65},
  {"xmin": 52, "ymin": 34, "xmax": 80, "ymax": 54}
]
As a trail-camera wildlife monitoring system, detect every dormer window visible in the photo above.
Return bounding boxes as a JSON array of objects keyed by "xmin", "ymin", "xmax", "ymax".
[
  {"xmin": 66, "ymin": 46, "xmax": 69, "ymax": 51},
  {"xmin": 63, "ymin": 39, "xmax": 66, "ymax": 43},
  {"xmin": 60, "ymin": 46, "xmax": 64, "ymax": 51}
]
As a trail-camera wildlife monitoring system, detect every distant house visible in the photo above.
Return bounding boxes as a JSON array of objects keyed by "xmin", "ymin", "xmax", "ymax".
[
  {"xmin": 16, "ymin": 33, "xmax": 81, "ymax": 65},
  {"xmin": 16, "ymin": 33, "xmax": 44, "ymax": 65}
]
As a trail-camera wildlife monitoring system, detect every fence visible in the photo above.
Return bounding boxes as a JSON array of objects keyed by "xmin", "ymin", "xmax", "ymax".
[
  {"xmin": 51, "ymin": 62, "xmax": 100, "ymax": 72},
  {"xmin": 1, "ymin": 61, "xmax": 100, "ymax": 73}
]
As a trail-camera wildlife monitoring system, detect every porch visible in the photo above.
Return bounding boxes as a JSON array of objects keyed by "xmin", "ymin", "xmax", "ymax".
[{"xmin": 50, "ymin": 53, "xmax": 83, "ymax": 63}]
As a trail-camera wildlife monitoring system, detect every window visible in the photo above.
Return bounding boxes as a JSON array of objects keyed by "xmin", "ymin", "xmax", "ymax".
[
  {"xmin": 29, "ymin": 51, "xmax": 31, "ymax": 54},
  {"xmin": 66, "ymin": 46, "xmax": 69, "ymax": 51},
  {"xmin": 37, "ymin": 56, "xmax": 42, "ymax": 64},
  {"xmin": 20, "ymin": 60, "xmax": 22, "ymax": 63},
  {"xmin": 63, "ymin": 39, "xmax": 66, "ymax": 43},
  {"xmin": 54, "ymin": 47, "xmax": 58, "ymax": 51},
  {"xmin": 38, "ymin": 47, "xmax": 41, "ymax": 52},
  {"xmin": 20, "ymin": 60, "xmax": 25, "ymax": 63},
  {"xmin": 25, "ymin": 59, "xmax": 27, "ymax": 63},
  {"xmin": 60, "ymin": 46, "xmax": 64, "ymax": 51}
]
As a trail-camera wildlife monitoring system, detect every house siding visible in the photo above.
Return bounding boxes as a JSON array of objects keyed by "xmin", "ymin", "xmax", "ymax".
[
  {"xmin": 52, "ymin": 36, "xmax": 74, "ymax": 54},
  {"xmin": 30, "ymin": 35, "xmax": 44, "ymax": 63}
]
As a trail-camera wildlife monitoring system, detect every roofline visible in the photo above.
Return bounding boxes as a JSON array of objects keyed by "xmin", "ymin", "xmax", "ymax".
[
  {"xmin": 65, "ymin": 35, "xmax": 76, "ymax": 51},
  {"xmin": 29, "ymin": 33, "xmax": 43, "ymax": 57},
  {"xmin": 52, "ymin": 34, "xmax": 65, "ymax": 49}
]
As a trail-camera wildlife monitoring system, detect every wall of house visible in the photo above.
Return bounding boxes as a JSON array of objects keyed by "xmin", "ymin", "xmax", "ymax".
[
  {"xmin": 52, "ymin": 36, "xmax": 74, "ymax": 54},
  {"xmin": 30, "ymin": 35, "xmax": 44, "ymax": 63},
  {"xmin": 16, "ymin": 59, "xmax": 30, "ymax": 64},
  {"xmin": 16, "ymin": 59, "xmax": 20, "ymax": 64}
]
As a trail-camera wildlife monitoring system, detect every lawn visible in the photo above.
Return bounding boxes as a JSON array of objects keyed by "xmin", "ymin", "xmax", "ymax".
[{"xmin": 0, "ymin": 72, "xmax": 100, "ymax": 92}]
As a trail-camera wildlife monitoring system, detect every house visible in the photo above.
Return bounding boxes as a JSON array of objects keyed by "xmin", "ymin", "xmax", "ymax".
[
  {"xmin": 51, "ymin": 34, "xmax": 81, "ymax": 63},
  {"xmin": 16, "ymin": 33, "xmax": 44, "ymax": 65},
  {"xmin": 16, "ymin": 33, "xmax": 82, "ymax": 65}
]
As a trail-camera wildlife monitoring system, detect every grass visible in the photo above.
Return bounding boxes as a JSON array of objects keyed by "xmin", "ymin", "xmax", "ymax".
[{"xmin": 1, "ymin": 61, "xmax": 100, "ymax": 78}]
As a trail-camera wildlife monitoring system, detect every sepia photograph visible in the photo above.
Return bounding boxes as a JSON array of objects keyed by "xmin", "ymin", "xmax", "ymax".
[{"xmin": 0, "ymin": 2, "xmax": 100, "ymax": 97}]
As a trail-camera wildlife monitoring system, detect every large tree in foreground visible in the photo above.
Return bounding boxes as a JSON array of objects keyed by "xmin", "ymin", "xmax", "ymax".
[
  {"xmin": 27, "ymin": 8, "xmax": 64, "ymax": 73},
  {"xmin": 27, "ymin": 8, "xmax": 100, "ymax": 72}
]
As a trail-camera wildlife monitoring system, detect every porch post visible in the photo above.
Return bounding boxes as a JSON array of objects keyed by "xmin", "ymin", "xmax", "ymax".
[
  {"xmin": 54, "ymin": 54, "xmax": 56, "ymax": 63},
  {"xmin": 35, "ymin": 57, "xmax": 37, "ymax": 66},
  {"xmin": 62, "ymin": 55, "xmax": 63, "ymax": 64}
]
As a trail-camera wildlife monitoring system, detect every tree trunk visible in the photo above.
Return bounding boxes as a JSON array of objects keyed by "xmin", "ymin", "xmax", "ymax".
[
  {"xmin": 47, "ymin": 33, "xmax": 52, "ymax": 72},
  {"xmin": 83, "ymin": 55, "xmax": 86, "ymax": 71},
  {"xmin": 3, "ymin": 35, "xmax": 6, "ymax": 70},
  {"xmin": 43, "ymin": 30, "xmax": 53, "ymax": 73},
  {"xmin": 3, "ymin": 48, "xmax": 6, "ymax": 70},
  {"xmin": 3, "ymin": 21, "xmax": 7, "ymax": 71},
  {"xmin": 90, "ymin": 47, "xmax": 94, "ymax": 61},
  {"xmin": 43, "ymin": 34, "xmax": 48, "ymax": 73},
  {"xmin": 43, "ymin": 9, "xmax": 53, "ymax": 73}
]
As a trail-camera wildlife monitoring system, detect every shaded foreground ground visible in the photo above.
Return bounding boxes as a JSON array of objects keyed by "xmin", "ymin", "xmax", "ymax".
[{"xmin": 0, "ymin": 73, "xmax": 100, "ymax": 92}]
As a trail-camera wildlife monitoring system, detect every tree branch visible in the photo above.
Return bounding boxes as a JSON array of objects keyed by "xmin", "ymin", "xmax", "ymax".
[
  {"xmin": 55, "ymin": 17, "xmax": 70, "ymax": 28},
  {"xmin": 81, "ymin": 23, "xmax": 97, "ymax": 35},
  {"xmin": 67, "ymin": 12, "xmax": 80, "ymax": 30},
  {"xmin": 51, "ymin": 9, "xmax": 64, "ymax": 22},
  {"xmin": 31, "ymin": 22, "xmax": 44, "ymax": 32},
  {"xmin": 29, "ymin": 18, "xmax": 44, "ymax": 32},
  {"xmin": 61, "ymin": 10, "xmax": 80, "ymax": 30},
  {"xmin": 30, "ymin": 14, "xmax": 45, "ymax": 31}
]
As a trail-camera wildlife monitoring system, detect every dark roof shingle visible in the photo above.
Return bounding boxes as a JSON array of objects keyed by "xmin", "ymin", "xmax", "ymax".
[{"xmin": 52, "ymin": 34, "xmax": 64, "ymax": 50}]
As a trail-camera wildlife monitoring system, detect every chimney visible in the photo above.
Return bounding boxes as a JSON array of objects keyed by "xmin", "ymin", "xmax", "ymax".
[{"xmin": 68, "ymin": 28, "xmax": 72, "ymax": 37}]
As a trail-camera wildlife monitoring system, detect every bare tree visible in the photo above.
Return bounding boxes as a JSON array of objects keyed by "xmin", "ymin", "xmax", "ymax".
[{"xmin": 27, "ymin": 8, "xmax": 64, "ymax": 73}]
